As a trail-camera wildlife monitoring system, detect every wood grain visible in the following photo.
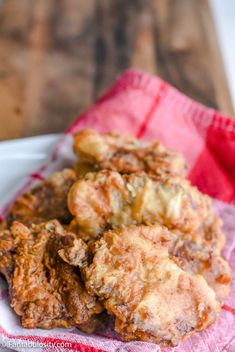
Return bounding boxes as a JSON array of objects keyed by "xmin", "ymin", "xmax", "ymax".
[{"xmin": 0, "ymin": 0, "xmax": 233, "ymax": 140}]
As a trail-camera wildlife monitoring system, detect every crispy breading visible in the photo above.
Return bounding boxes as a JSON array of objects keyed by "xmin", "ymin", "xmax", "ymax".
[
  {"xmin": 60, "ymin": 224, "xmax": 220, "ymax": 347},
  {"xmin": 67, "ymin": 170, "xmax": 231, "ymax": 302},
  {"xmin": 0, "ymin": 229, "xmax": 17, "ymax": 283},
  {"xmin": 0, "ymin": 221, "xmax": 103, "ymax": 330},
  {"xmin": 73, "ymin": 129, "xmax": 186, "ymax": 177},
  {"xmin": 58, "ymin": 235, "xmax": 89, "ymax": 268},
  {"xmin": 3, "ymin": 169, "xmax": 76, "ymax": 229},
  {"xmin": 68, "ymin": 170, "xmax": 224, "ymax": 246},
  {"xmin": 0, "ymin": 127, "xmax": 230, "ymax": 342},
  {"xmin": 169, "ymin": 233, "xmax": 231, "ymax": 303}
]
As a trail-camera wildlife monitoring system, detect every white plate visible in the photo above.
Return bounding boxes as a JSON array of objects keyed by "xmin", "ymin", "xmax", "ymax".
[{"xmin": 0, "ymin": 134, "xmax": 61, "ymax": 211}]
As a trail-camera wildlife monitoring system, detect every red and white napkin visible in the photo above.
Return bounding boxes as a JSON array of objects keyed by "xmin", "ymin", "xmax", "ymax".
[{"xmin": 0, "ymin": 69, "xmax": 234, "ymax": 352}]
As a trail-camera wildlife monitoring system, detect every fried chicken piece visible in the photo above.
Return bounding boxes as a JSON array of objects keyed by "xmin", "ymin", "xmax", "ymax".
[
  {"xmin": 73, "ymin": 129, "xmax": 186, "ymax": 177},
  {"xmin": 68, "ymin": 170, "xmax": 224, "ymax": 247},
  {"xmin": 3, "ymin": 169, "xmax": 76, "ymax": 229},
  {"xmin": 0, "ymin": 229, "xmax": 19, "ymax": 283},
  {"xmin": 0, "ymin": 221, "xmax": 103, "ymax": 330},
  {"xmin": 60, "ymin": 224, "xmax": 220, "ymax": 347},
  {"xmin": 169, "ymin": 233, "xmax": 232, "ymax": 303},
  {"xmin": 68, "ymin": 170, "xmax": 231, "ymax": 302}
]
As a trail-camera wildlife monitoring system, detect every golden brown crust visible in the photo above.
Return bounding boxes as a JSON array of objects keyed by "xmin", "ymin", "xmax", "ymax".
[
  {"xmin": 68, "ymin": 224, "xmax": 220, "ymax": 347},
  {"xmin": 58, "ymin": 234, "xmax": 89, "ymax": 268},
  {"xmin": 0, "ymin": 226, "xmax": 25, "ymax": 284},
  {"xmin": 73, "ymin": 129, "xmax": 186, "ymax": 177},
  {"xmin": 0, "ymin": 128, "xmax": 230, "ymax": 342},
  {"xmin": 1, "ymin": 221, "xmax": 103, "ymax": 330},
  {"xmin": 68, "ymin": 171, "xmax": 223, "ymax": 244},
  {"xmin": 169, "ymin": 234, "xmax": 232, "ymax": 303},
  {"xmin": 67, "ymin": 170, "xmax": 231, "ymax": 302},
  {"xmin": 3, "ymin": 169, "xmax": 76, "ymax": 229}
]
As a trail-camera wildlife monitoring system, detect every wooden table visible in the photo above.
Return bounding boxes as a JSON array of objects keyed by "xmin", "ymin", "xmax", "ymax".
[{"xmin": 0, "ymin": 0, "xmax": 233, "ymax": 140}]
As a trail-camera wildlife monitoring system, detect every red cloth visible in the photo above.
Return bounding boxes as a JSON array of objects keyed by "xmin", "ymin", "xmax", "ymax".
[{"xmin": 0, "ymin": 69, "xmax": 234, "ymax": 352}]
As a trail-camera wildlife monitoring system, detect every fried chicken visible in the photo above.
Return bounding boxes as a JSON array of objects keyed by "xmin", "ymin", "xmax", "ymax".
[
  {"xmin": 0, "ymin": 229, "xmax": 16, "ymax": 283},
  {"xmin": 168, "ymin": 232, "xmax": 231, "ymax": 303},
  {"xmin": 0, "ymin": 221, "xmax": 103, "ymax": 330},
  {"xmin": 3, "ymin": 169, "xmax": 76, "ymax": 229},
  {"xmin": 73, "ymin": 129, "xmax": 186, "ymax": 177},
  {"xmin": 68, "ymin": 170, "xmax": 223, "ymax": 244},
  {"xmin": 68, "ymin": 170, "xmax": 231, "ymax": 302},
  {"xmin": 59, "ymin": 224, "xmax": 220, "ymax": 347},
  {"xmin": 0, "ymin": 128, "xmax": 230, "ymax": 343}
]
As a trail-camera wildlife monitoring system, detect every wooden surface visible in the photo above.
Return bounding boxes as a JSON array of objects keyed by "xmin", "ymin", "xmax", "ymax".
[{"xmin": 0, "ymin": 0, "xmax": 233, "ymax": 141}]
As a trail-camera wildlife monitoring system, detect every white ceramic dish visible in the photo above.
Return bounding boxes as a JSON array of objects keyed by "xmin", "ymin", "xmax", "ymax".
[{"xmin": 0, "ymin": 134, "xmax": 61, "ymax": 211}]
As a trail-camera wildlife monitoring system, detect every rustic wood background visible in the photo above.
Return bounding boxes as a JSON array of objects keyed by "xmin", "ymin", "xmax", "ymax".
[{"xmin": 0, "ymin": 0, "xmax": 233, "ymax": 140}]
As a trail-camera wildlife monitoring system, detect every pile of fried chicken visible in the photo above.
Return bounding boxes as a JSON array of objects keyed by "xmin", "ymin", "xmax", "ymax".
[{"xmin": 0, "ymin": 129, "xmax": 232, "ymax": 347}]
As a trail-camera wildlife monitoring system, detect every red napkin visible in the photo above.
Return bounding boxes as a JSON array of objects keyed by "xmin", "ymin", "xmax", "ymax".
[{"xmin": 0, "ymin": 69, "xmax": 234, "ymax": 352}]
